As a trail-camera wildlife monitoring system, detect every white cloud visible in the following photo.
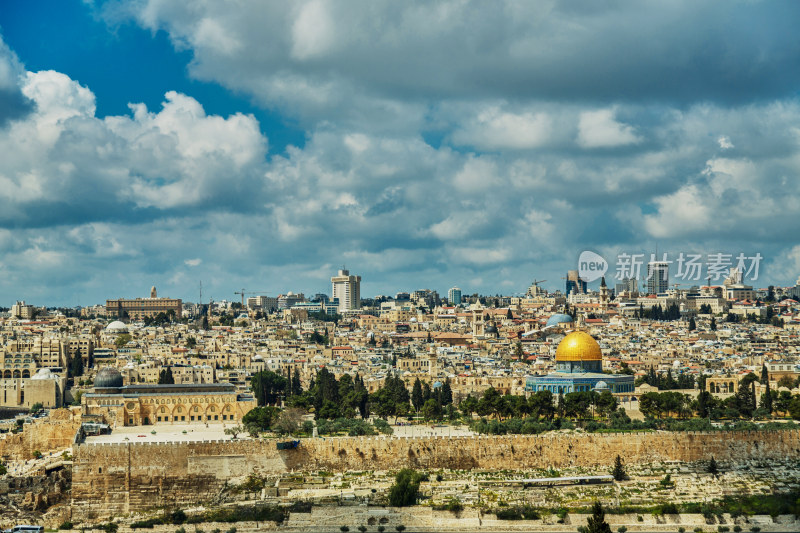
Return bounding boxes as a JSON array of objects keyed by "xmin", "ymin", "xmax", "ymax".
[
  {"xmin": 184, "ymin": 258, "xmax": 202, "ymax": 267},
  {"xmin": 718, "ymin": 135, "xmax": 734, "ymax": 149},
  {"xmin": 451, "ymin": 107, "xmax": 553, "ymax": 150},
  {"xmin": 577, "ymin": 109, "xmax": 641, "ymax": 148},
  {"xmin": 643, "ymin": 184, "xmax": 712, "ymax": 238}
]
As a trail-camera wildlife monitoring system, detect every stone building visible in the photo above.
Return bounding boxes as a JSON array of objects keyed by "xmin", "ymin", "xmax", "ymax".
[
  {"xmin": 526, "ymin": 330, "xmax": 635, "ymax": 394},
  {"xmin": 0, "ymin": 368, "xmax": 66, "ymax": 408},
  {"xmin": 82, "ymin": 367, "xmax": 256, "ymax": 426}
]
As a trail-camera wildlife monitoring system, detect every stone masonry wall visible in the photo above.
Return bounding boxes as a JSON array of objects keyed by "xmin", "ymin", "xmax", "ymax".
[
  {"xmin": 70, "ymin": 429, "xmax": 800, "ymax": 520},
  {"xmin": 0, "ymin": 409, "xmax": 81, "ymax": 460}
]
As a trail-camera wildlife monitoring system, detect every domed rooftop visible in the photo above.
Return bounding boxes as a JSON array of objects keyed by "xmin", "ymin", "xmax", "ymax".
[
  {"xmin": 31, "ymin": 368, "xmax": 55, "ymax": 380},
  {"xmin": 594, "ymin": 380, "xmax": 609, "ymax": 390},
  {"xmin": 106, "ymin": 320, "xmax": 128, "ymax": 332},
  {"xmin": 485, "ymin": 325, "xmax": 498, "ymax": 334},
  {"xmin": 555, "ymin": 331, "xmax": 602, "ymax": 362},
  {"xmin": 546, "ymin": 313, "xmax": 574, "ymax": 328},
  {"xmin": 95, "ymin": 367, "xmax": 123, "ymax": 389}
]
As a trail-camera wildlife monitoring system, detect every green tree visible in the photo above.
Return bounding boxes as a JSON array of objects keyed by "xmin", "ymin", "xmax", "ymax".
[
  {"xmin": 69, "ymin": 354, "xmax": 84, "ymax": 378},
  {"xmin": 710, "ymin": 317, "xmax": 717, "ymax": 331},
  {"xmin": 242, "ymin": 406, "xmax": 278, "ymax": 431},
  {"xmin": 252, "ymin": 370, "xmax": 288, "ymax": 407},
  {"xmin": 707, "ymin": 457, "xmax": 718, "ymax": 475},
  {"xmin": 688, "ymin": 316, "xmax": 696, "ymax": 331},
  {"xmin": 585, "ymin": 501, "xmax": 612, "ymax": 533},
  {"xmin": 612, "ymin": 455, "xmax": 627, "ymax": 481},
  {"xmin": 411, "ymin": 378, "xmax": 423, "ymax": 412},
  {"xmin": 421, "ymin": 398, "xmax": 441, "ymax": 421},
  {"xmin": 115, "ymin": 334, "xmax": 132, "ymax": 348},
  {"xmin": 389, "ymin": 469, "xmax": 423, "ymax": 507},
  {"xmin": 158, "ymin": 367, "xmax": 175, "ymax": 385}
]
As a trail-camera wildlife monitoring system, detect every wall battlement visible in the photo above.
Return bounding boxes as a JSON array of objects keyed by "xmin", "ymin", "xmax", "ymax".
[{"xmin": 71, "ymin": 429, "xmax": 800, "ymax": 520}]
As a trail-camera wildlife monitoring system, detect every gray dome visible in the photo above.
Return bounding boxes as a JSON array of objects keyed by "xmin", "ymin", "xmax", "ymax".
[
  {"xmin": 95, "ymin": 367, "xmax": 123, "ymax": 388},
  {"xmin": 594, "ymin": 381, "xmax": 609, "ymax": 390},
  {"xmin": 546, "ymin": 314, "xmax": 574, "ymax": 327}
]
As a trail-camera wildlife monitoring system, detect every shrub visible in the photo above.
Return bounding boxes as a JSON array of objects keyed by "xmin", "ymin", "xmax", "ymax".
[
  {"xmin": 718, "ymin": 527, "xmax": 730, "ymax": 533},
  {"xmin": 225, "ymin": 528, "xmax": 236, "ymax": 533},
  {"xmin": 389, "ymin": 469, "xmax": 425, "ymax": 507},
  {"xmin": 377, "ymin": 527, "xmax": 385, "ymax": 533},
  {"xmin": 618, "ymin": 527, "xmax": 628, "ymax": 533},
  {"xmin": 495, "ymin": 505, "xmax": 540, "ymax": 520},
  {"xmin": 59, "ymin": 522, "xmax": 74, "ymax": 530},
  {"xmin": 637, "ymin": 515, "xmax": 644, "ymax": 522},
  {"xmin": 130, "ymin": 518, "xmax": 164, "ymax": 529},
  {"xmin": 694, "ymin": 529, "xmax": 704, "ymax": 533},
  {"xmin": 358, "ymin": 527, "xmax": 367, "ymax": 533},
  {"xmin": 733, "ymin": 527, "xmax": 742, "ymax": 533},
  {"xmin": 175, "ymin": 528, "xmax": 185, "ymax": 533},
  {"xmin": 749, "ymin": 528, "xmax": 760, "ymax": 533},
  {"xmin": 395, "ymin": 527, "xmax": 405, "ymax": 533},
  {"xmin": 168, "ymin": 509, "xmax": 187, "ymax": 524},
  {"xmin": 661, "ymin": 503, "xmax": 679, "ymax": 515},
  {"xmin": 679, "ymin": 528, "xmax": 685, "ymax": 533},
  {"xmin": 340, "ymin": 527, "xmax": 349, "ymax": 533},
  {"xmin": 32, "ymin": 450, "xmax": 43, "ymax": 459}
]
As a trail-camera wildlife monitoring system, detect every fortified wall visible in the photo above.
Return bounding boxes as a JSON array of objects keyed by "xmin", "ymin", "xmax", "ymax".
[
  {"xmin": 71, "ymin": 429, "xmax": 800, "ymax": 520},
  {"xmin": 0, "ymin": 409, "xmax": 81, "ymax": 460}
]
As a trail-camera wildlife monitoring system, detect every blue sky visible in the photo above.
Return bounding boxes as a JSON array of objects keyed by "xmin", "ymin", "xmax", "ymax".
[{"xmin": 1, "ymin": 0, "xmax": 800, "ymax": 306}]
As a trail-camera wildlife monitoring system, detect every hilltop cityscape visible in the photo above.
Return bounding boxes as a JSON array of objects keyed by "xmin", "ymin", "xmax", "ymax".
[
  {"xmin": 0, "ymin": 263, "xmax": 799, "ymax": 530},
  {"xmin": 2, "ymin": 1, "xmax": 800, "ymax": 532}
]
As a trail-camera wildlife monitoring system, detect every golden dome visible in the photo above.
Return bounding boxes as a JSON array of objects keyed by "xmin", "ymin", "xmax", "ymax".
[{"xmin": 555, "ymin": 331, "xmax": 602, "ymax": 362}]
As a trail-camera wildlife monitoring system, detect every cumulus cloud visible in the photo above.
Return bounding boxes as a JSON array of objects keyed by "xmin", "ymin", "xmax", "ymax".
[
  {"xmin": 577, "ymin": 109, "xmax": 641, "ymax": 149},
  {"xmin": 114, "ymin": 1, "xmax": 800, "ymax": 132},
  {"xmin": 0, "ymin": 34, "xmax": 32, "ymax": 126},
  {"xmin": 4, "ymin": 2, "xmax": 800, "ymax": 303}
]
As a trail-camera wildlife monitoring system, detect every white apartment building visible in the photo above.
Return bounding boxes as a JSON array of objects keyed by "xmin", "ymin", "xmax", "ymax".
[{"xmin": 331, "ymin": 269, "xmax": 361, "ymax": 312}]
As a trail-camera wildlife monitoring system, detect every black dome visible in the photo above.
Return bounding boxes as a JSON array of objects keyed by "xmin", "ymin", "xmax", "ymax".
[{"xmin": 95, "ymin": 367, "xmax": 123, "ymax": 388}]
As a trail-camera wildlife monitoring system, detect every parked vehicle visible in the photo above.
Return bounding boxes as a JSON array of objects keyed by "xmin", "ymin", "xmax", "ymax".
[{"xmin": 4, "ymin": 525, "xmax": 44, "ymax": 533}]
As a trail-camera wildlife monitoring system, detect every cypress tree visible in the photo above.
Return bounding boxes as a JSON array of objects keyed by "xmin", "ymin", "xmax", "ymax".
[
  {"xmin": 612, "ymin": 455, "xmax": 627, "ymax": 481},
  {"xmin": 585, "ymin": 501, "xmax": 612, "ymax": 533}
]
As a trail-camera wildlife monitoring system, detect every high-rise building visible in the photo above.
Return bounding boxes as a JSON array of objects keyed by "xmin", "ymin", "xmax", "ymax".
[
  {"xmin": 565, "ymin": 270, "xmax": 587, "ymax": 296},
  {"xmin": 647, "ymin": 261, "xmax": 669, "ymax": 294},
  {"xmin": 331, "ymin": 269, "xmax": 361, "ymax": 312},
  {"xmin": 615, "ymin": 277, "xmax": 638, "ymax": 296},
  {"xmin": 448, "ymin": 287, "xmax": 462, "ymax": 306}
]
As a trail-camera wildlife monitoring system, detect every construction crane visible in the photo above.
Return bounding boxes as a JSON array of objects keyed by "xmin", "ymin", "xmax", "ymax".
[{"xmin": 233, "ymin": 289, "xmax": 272, "ymax": 307}]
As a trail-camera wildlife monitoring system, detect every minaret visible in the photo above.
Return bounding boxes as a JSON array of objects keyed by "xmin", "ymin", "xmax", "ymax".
[{"xmin": 150, "ymin": 286, "xmax": 157, "ymax": 298}]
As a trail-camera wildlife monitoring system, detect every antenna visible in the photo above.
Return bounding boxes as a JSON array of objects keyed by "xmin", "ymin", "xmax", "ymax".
[{"xmin": 199, "ymin": 281, "xmax": 203, "ymax": 305}]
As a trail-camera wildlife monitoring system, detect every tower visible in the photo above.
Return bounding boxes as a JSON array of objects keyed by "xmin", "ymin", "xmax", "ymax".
[
  {"xmin": 646, "ymin": 261, "xmax": 669, "ymax": 294},
  {"xmin": 150, "ymin": 286, "xmax": 157, "ymax": 298},
  {"xmin": 331, "ymin": 269, "xmax": 361, "ymax": 312},
  {"xmin": 599, "ymin": 276, "xmax": 609, "ymax": 313},
  {"xmin": 566, "ymin": 270, "xmax": 587, "ymax": 296},
  {"xmin": 448, "ymin": 287, "xmax": 462, "ymax": 306}
]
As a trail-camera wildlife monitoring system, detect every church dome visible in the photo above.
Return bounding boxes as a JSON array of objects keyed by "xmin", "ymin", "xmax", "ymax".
[
  {"xmin": 106, "ymin": 320, "xmax": 128, "ymax": 332},
  {"xmin": 555, "ymin": 331, "xmax": 602, "ymax": 362},
  {"xmin": 95, "ymin": 367, "xmax": 123, "ymax": 388},
  {"xmin": 546, "ymin": 314, "xmax": 574, "ymax": 328}
]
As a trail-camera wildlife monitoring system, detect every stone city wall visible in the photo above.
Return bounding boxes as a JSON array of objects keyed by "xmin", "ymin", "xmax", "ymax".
[
  {"xmin": 0, "ymin": 409, "xmax": 81, "ymax": 461},
  {"xmin": 70, "ymin": 429, "xmax": 800, "ymax": 520}
]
